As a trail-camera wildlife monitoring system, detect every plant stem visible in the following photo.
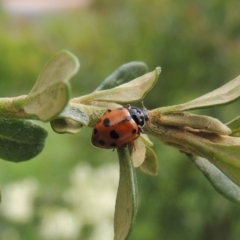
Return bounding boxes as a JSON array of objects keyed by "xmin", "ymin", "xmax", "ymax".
[{"xmin": 0, "ymin": 95, "xmax": 34, "ymax": 120}]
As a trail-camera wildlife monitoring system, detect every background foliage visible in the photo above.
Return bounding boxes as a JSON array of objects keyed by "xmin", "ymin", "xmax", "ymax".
[{"xmin": 0, "ymin": 0, "xmax": 240, "ymax": 239}]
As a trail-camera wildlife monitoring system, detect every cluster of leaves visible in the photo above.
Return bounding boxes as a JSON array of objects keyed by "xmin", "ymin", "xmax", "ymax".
[{"xmin": 1, "ymin": 51, "xmax": 240, "ymax": 239}]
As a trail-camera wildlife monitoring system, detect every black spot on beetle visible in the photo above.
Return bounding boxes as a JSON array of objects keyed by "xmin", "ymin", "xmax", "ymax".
[
  {"xmin": 132, "ymin": 129, "xmax": 137, "ymax": 134},
  {"xmin": 99, "ymin": 140, "xmax": 105, "ymax": 145},
  {"xmin": 93, "ymin": 128, "xmax": 98, "ymax": 134},
  {"xmin": 110, "ymin": 130, "xmax": 120, "ymax": 139},
  {"xmin": 103, "ymin": 118, "xmax": 111, "ymax": 127}
]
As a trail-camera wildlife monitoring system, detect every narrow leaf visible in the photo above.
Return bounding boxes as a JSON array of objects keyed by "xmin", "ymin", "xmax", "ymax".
[
  {"xmin": 188, "ymin": 155, "xmax": 240, "ymax": 205},
  {"xmin": 0, "ymin": 119, "xmax": 48, "ymax": 162},
  {"xmin": 180, "ymin": 132, "xmax": 240, "ymax": 187},
  {"xmin": 140, "ymin": 146, "xmax": 158, "ymax": 176},
  {"xmin": 79, "ymin": 67, "xmax": 161, "ymax": 104},
  {"xmin": 161, "ymin": 74, "xmax": 240, "ymax": 113},
  {"xmin": 114, "ymin": 147, "xmax": 138, "ymax": 240},
  {"xmin": 23, "ymin": 50, "xmax": 80, "ymax": 121},
  {"xmin": 95, "ymin": 61, "xmax": 148, "ymax": 91},
  {"xmin": 205, "ymin": 143, "xmax": 240, "ymax": 187}
]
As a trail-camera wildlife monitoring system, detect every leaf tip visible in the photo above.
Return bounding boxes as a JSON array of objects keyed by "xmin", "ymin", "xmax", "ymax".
[
  {"xmin": 60, "ymin": 49, "xmax": 80, "ymax": 74},
  {"xmin": 156, "ymin": 66, "xmax": 161, "ymax": 75}
]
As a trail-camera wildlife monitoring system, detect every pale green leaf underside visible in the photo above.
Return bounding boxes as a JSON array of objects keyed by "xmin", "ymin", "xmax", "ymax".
[
  {"xmin": 23, "ymin": 50, "xmax": 80, "ymax": 121},
  {"xmin": 114, "ymin": 147, "xmax": 138, "ymax": 240},
  {"xmin": 161, "ymin": 74, "xmax": 240, "ymax": 113},
  {"xmin": 159, "ymin": 112, "xmax": 231, "ymax": 135},
  {"xmin": 25, "ymin": 83, "xmax": 70, "ymax": 121},
  {"xmin": 131, "ymin": 138, "xmax": 146, "ymax": 167},
  {"xmin": 80, "ymin": 67, "xmax": 161, "ymax": 104}
]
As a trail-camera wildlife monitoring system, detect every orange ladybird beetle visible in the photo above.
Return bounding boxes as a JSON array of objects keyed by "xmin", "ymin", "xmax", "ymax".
[{"xmin": 91, "ymin": 104, "xmax": 149, "ymax": 149}]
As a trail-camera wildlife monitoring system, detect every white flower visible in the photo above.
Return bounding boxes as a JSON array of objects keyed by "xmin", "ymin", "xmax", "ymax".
[
  {"xmin": 39, "ymin": 208, "xmax": 81, "ymax": 240},
  {"xmin": 0, "ymin": 178, "xmax": 38, "ymax": 223},
  {"xmin": 63, "ymin": 162, "xmax": 119, "ymax": 239}
]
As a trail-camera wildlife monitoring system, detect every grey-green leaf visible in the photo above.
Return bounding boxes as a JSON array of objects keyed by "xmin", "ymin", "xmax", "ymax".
[
  {"xmin": 179, "ymin": 131, "xmax": 240, "ymax": 187},
  {"xmin": 50, "ymin": 119, "xmax": 83, "ymax": 134},
  {"xmin": 114, "ymin": 147, "xmax": 138, "ymax": 240},
  {"xmin": 95, "ymin": 61, "xmax": 148, "ymax": 91},
  {"xmin": 204, "ymin": 143, "xmax": 240, "ymax": 187},
  {"xmin": 0, "ymin": 119, "xmax": 48, "ymax": 162},
  {"xmin": 161, "ymin": 74, "xmax": 240, "ymax": 113},
  {"xmin": 188, "ymin": 155, "xmax": 240, "ymax": 205},
  {"xmin": 50, "ymin": 105, "xmax": 89, "ymax": 134},
  {"xmin": 79, "ymin": 67, "xmax": 161, "ymax": 104},
  {"xmin": 23, "ymin": 50, "xmax": 80, "ymax": 121}
]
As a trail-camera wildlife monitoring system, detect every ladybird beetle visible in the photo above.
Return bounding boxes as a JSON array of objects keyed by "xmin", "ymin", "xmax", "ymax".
[{"xmin": 91, "ymin": 104, "xmax": 149, "ymax": 149}]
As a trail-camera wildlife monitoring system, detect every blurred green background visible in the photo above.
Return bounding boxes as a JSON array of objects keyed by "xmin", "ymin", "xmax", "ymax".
[{"xmin": 1, "ymin": 0, "xmax": 240, "ymax": 239}]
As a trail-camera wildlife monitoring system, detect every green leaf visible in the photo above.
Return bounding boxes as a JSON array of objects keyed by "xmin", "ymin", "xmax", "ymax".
[
  {"xmin": 95, "ymin": 61, "xmax": 148, "ymax": 91},
  {"xmin": 0, "ymin": 119, "xmax": 48, "ymax": 162},
  {"xmin": 115, "ymin": 147, "xmax": 138, "ymax": 240},
  {"xmin": 188, "ymin": 155, "xmax": 240, "ymax": 205},
  {"xmin": 179, "ymin": 132, "xmax": 240, "ymax": 187},
  {"xmin": 204, "ymin": 143, "xmax": 240, "ymax": 187},
  {"xmin": 79, "ymin": 67, "xmax": 161, "ymax": 104},
  {"xmin": 226, "ymin": 116, "xmax": 240, "ymax": 137},
  {"xmin": 50, "ymin": 105, "xmax": 89, "ymax": 134},
  {"xmin": 140, "ymin": 146, "xmax": 158, "ymax": 176},
  {"xmin": 23, "ymin": 50, "xmax": 80, "ymax": 121},
  {"xmin": 160, "ymin": 74, "xmax": 240, "ymax": 113}
]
